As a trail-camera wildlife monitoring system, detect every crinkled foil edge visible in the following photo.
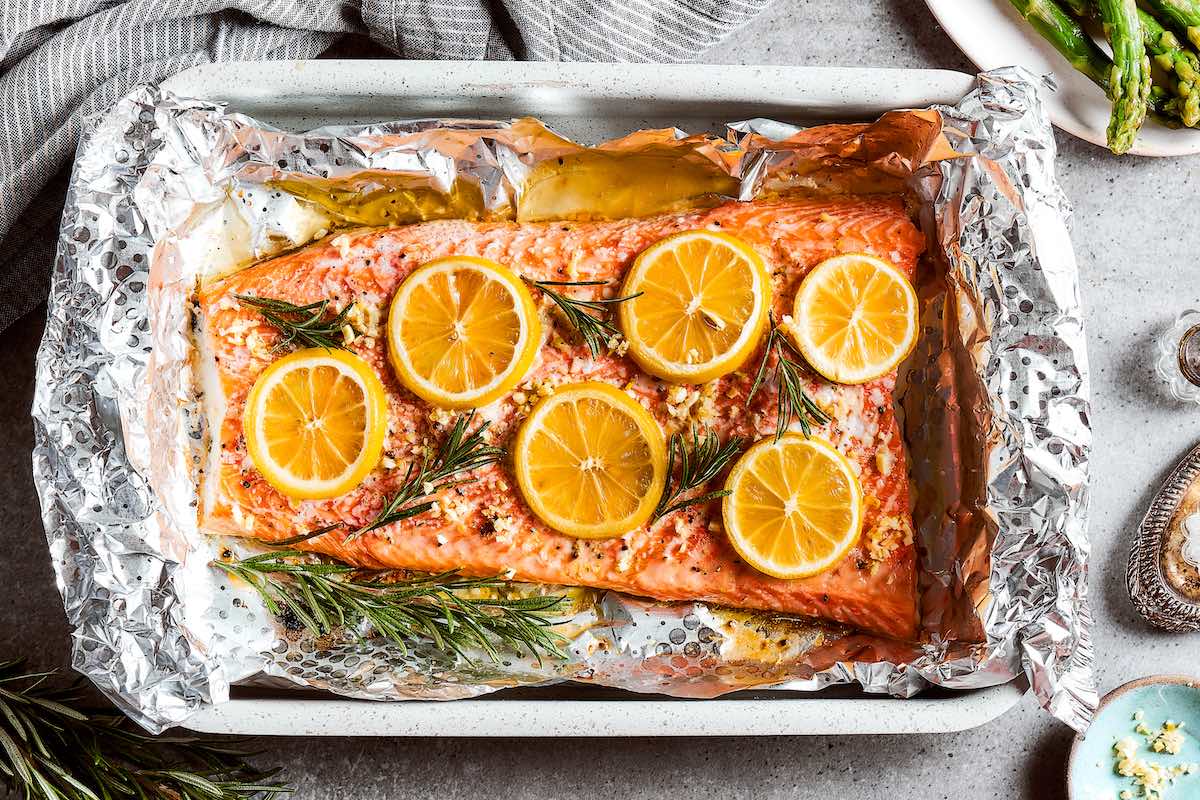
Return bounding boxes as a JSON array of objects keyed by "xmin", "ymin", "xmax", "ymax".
[{"xmin": 31, "ymin": 67, "xmax": 1094, "ymax": 732}]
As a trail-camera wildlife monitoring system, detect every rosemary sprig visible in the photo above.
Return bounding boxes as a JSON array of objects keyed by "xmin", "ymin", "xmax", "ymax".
[
  {"xmin": 746, "ymin": 314, "xmax": 831, "ymax": 441},
  {"xmin": 0, "ymin": 659, "xmax": 288, "ymax": 800},
  {"xmin": 528, "ymin": 279, "xmax": 641, "ymax": 358},
  {"xmin": 266, "ymin": 523, "xmax": 345, "ymax": 547},
  {"xmin": 214, "ymin": 554, "xmax": 567, "ymax": 664},
  {"xmin": 235, "ymin": 294, "xmax": 353, "ymax": 351},
  {"xmin": 352, "ymin": 412, "xmax": 504, "ymax": 539},
  {"xmin": 653, "ymin": 426, "xmax": 745, "ymax": 522}
]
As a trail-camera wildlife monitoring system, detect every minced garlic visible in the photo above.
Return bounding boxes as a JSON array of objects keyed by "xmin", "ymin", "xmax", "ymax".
[
  {"xmin": 488, "ymin": 508, "xmax": 519, "ymax": 541},
  {"xmin": 866, "ymin": 515, "xmax": 912, "ymax": 565},
  {"xmin": 245, "ymin": 330, "xmax": 271, "ymax": 359},
  {"xmin": 666, "ymin": 385, "xmax": 700, "ymax": 421},
  {"xmin": 440, "ymin": 493, "xmax": 471, "ymax": 524},
  {"xmin": 606, "ymin": 334, "xmax": 630, "ymax": 357},
  {"xmin": 345, "ymin": 299, "xmax": 381, "ymax": 336},
  {"xmin": 512, "ymin": 376, "xmax": 560, "ymax": 418},
  {"xmin": 429, "ymin": 407, "xmax": 455, "ymax": 427},
  {"xmin": 1152, "ymin": 723, "xmax": 1187, "ymax": 756},
  {"xmin": 1113, "ymin": 736, "xmax": 1194, "ymax": 799},
  {"xmin": 222, "ymin": 315, "xmax": 258, "ymax": 347},
  {"xmin": 331, "ymin": 233, "xmax": 353, "ymax": 260},
  {"xmin": 1111, "ymin": 716, "xmax": 1200, "ymax": 800},
  {"xmin": 693, "ymin": 381, "xmax": 719, "ymax": 426},
  {"xmin": 875, "ymin": 444, "xmax": 894, "ymax": 477}
]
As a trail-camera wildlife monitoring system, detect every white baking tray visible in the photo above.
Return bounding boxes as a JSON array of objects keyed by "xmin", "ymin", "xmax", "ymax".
[{"xmin": 162, "ymin": 60, "xmax": 1023, "ymax": 736}]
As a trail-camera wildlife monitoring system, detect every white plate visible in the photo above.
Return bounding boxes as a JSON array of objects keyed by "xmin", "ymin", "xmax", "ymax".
[
  {"xmin": 160, "ymin": 60, "xmax": 1023, "ymax": 737},
  {"xmin": 925, "ymin": 0, "xmax": 1200, "ymax": 156}
]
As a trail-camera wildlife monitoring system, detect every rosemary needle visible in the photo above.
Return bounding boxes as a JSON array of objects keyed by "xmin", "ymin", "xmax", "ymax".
[
  {"xmin": 528, "ymin": 279, "xmax": 641, "ymax": 358},
  {"xmin": 746, "ymin": 314, "xmax": 832, "ymax": 441},
  {"xmin": 265, "ymin": 415, "xmax": 502, "ymax": 549},
  {"xmin": 653, "ymin": 426, "xmax": 745, "ymax": 522},
  {"xmin": 0, "ymin": 659, "xmax": 289, "ymax": 800},
  {"xmin": 214, "ymin": 554, "xmax": 568, "ymax": 665},
  {"xmin": 235, "ymin": 294, "xmax": 353, "ymax": 352},
  {"xmin": 349, "ymin": 412, "xmax": 504, "ymax": 540}
]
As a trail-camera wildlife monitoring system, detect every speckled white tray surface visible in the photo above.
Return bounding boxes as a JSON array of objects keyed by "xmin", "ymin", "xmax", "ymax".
[{"xmin": 163, "ymin": 60, "xmax": 1024, "ymax": 736}]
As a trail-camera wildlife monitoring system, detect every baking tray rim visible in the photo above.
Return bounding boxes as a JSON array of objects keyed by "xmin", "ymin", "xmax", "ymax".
[{"xmin": 159, "ymin": 59, "xmax": 1021, "ymax": 736}]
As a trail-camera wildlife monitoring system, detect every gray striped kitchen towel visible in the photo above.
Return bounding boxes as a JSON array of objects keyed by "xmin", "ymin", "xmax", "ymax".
[{"xmin": 0, "ymin": 0, "xmax": 770, "ymax": 332}]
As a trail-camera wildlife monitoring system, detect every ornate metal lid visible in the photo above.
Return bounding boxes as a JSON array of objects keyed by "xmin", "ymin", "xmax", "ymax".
[{"xmin": 1129, "ymin": 440, "xmax": 1200, "ymax": 631}]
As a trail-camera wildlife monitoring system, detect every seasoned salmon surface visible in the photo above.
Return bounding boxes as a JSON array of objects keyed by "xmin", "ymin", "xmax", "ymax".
[{"xmin": 199, "ymin": 197, "xmax": 924, "ymax": 639}]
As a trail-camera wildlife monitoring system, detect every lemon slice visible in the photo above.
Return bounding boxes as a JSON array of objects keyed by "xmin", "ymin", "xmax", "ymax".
[
  {"xmin": 618, "ymin": 230, "xmax": 771, "ymax": 384},
  {"xmin": 790, "ymin": 253, "xmax": 918, "ymax": 385},
  {"xmin": 722, "ymin": 434, "xmax": 863, "ymax": 579},
  {"xmin": 513, "ymin": 382, "xmax": 667, "ymax": 538},
  {"xmin": 388, "ymin": 256, "xmax": 541, "ymax": 409},
  {"xmin": 243, "ymin": 348, "xmax": 388, "ymax": 500}
]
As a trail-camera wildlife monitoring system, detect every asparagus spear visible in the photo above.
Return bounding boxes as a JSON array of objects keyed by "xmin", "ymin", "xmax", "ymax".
[
  {"xmin": 1141, "ymin": 8, "xmax": 1200, "ymax": 125},
  {"xmin": 1095, "ymin": 0, "xmax": 1152, "ymax": 152},
  {"xmin": 1010, "ymin": 0, "xmax": 1190, "ymax": 140},
  {"xmin": 1052, "ymin": 0, "xmax": 1200, "ymax": 125},
  {"xmin": 1009, "ymin": 0, "xmax": 1113, "ymax": 85},
  {"xmin": 1139, "ymin": 0, "xmax": 1200, "ymax": 49}
]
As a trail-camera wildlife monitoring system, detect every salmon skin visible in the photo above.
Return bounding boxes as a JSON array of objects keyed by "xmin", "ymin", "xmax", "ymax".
[{"xmin": 199, "ymin": 196, "xmax": 925, "ymax": 640}]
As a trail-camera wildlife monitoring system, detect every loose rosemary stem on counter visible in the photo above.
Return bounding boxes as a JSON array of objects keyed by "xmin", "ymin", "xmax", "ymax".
[
  {"xmin": 235, "ymin": 294, "xmax": 354, "ymax": 351},
  {"xmin": 653, "ymin": 427, "xmax": 745, "ymax": 522},
  {"xmin": 0, "ymin": 659, "xmax": 289, "ymax": 800},
  {"xmin": 526, "ymin": 278, "xmax": 641, "ymax": 358},
  {"xmin": 213, "ymin": 554, "xmax": 568, "ymax": 664},
  {"xmin": 746, "ymin": 315, "xmax": 831, "ymax": 441}
]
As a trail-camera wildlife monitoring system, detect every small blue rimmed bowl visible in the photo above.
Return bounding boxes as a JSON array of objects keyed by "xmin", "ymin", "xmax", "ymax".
[{"xmin": 1068, "ymin": 676, "xmax": 1200, "ymax": 800}]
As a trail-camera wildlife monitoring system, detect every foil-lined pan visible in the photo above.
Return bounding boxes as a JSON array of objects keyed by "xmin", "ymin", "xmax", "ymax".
[{"xmin": 32, "ymin": 67, "xmax": 1095, "ymax": 733}]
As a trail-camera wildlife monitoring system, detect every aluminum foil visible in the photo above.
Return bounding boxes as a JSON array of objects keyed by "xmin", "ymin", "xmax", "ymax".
[{"xmin": 32, "ymin": 66, "xmax": 1094, "ymax": 733}]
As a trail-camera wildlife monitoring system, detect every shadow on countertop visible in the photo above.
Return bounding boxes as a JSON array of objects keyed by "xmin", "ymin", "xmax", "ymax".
[{"xmin": 0, "ymin": 309, "xmax": 72, "ymax": 674}]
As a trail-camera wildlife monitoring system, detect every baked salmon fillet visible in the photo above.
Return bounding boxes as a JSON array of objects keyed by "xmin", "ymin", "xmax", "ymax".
[{"xmin": 198, "ymin": 196, "xmax": 924, "ymax": 640}]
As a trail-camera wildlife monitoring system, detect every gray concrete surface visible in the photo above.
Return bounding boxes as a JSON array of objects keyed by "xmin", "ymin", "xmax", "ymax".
[{"xmin": 4, "ymin": 0, "xmax": 1200, "ymax": 796}]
